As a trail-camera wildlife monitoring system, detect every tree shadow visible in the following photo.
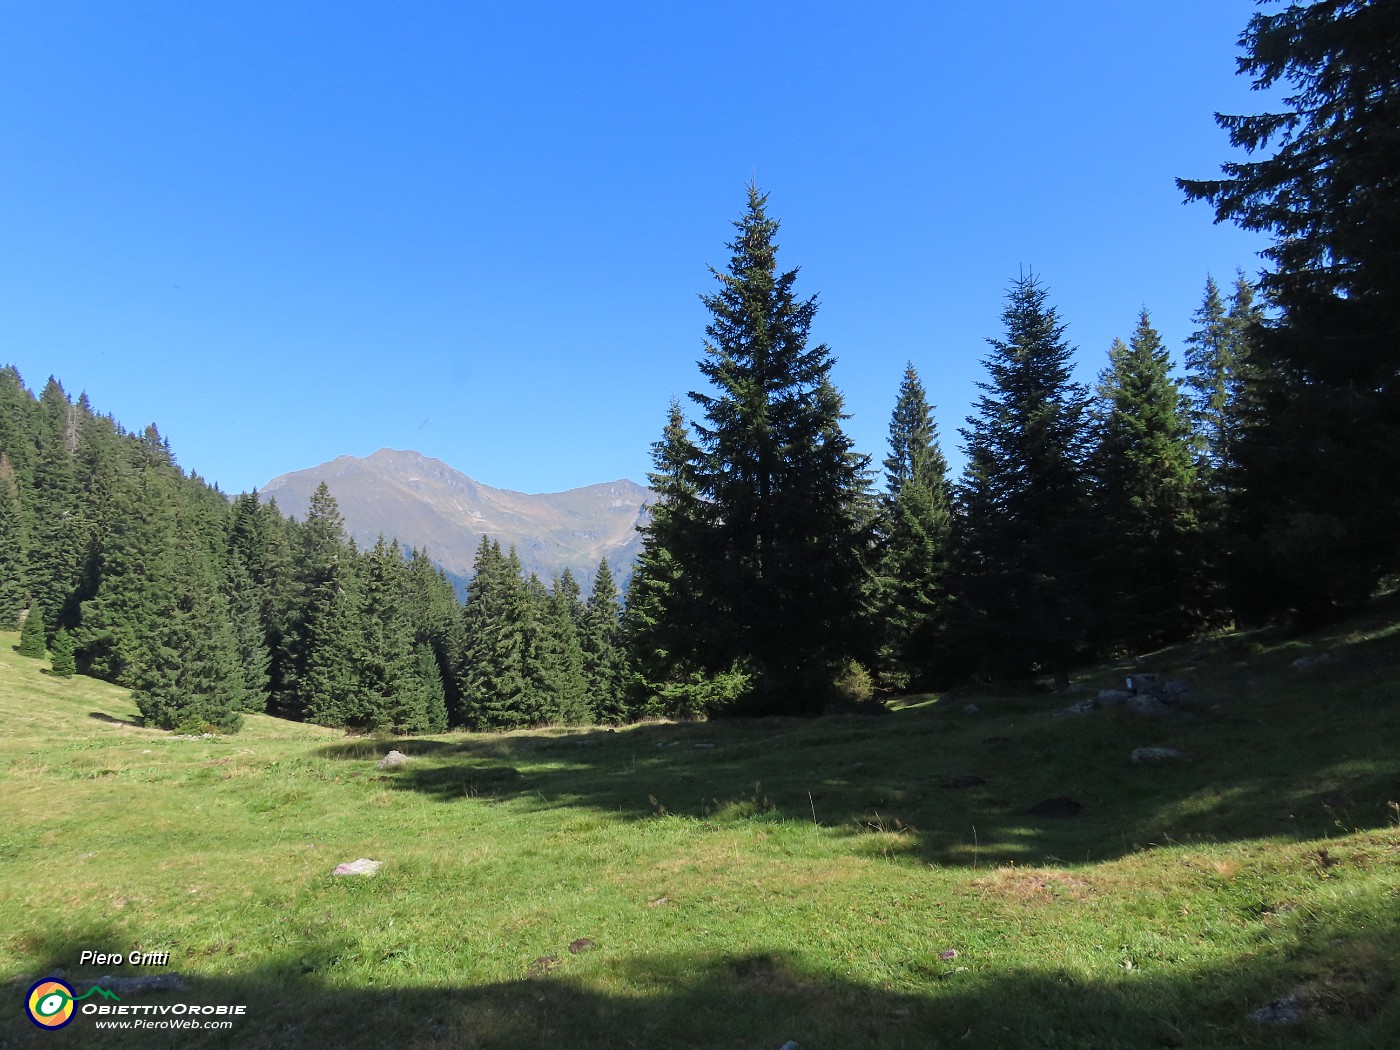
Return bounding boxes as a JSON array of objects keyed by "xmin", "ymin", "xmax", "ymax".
[
  {"xmin": 306, "ymin": 615, "xmax": 1400, "ymax": 868},
  {"xmin": 5, "ymin": 923, "xmax": 1396, "ymax": 1048},
  {"xmin": 88, "ymin": 712, "xmax": 143, "ymax": 728}
]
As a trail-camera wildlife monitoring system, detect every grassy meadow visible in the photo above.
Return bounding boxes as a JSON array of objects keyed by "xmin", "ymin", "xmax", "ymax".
[{"xmin": 2, "ymin": 607, "xmax": 1399, "ymax": 1048}]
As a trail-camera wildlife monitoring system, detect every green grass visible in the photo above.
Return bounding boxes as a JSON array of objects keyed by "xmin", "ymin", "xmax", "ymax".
[{"xmin": 2, "ymin": 607, "xmax": 1399, "ymax": 1048}]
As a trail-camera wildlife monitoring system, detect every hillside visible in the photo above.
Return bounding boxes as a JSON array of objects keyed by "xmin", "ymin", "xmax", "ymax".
[
  {"xmin": 2, "ymin": 601, "xmax": 1398, "ymax": 1047},
  {"xmin": 259, "ymin": 448, "xmax": 650, "ymax": 584}
]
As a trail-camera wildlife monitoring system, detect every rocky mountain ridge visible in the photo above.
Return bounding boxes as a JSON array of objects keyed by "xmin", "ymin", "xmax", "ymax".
[{"xmin": 259, "ymin": 449, "xmax": 650, "ymax": 586}]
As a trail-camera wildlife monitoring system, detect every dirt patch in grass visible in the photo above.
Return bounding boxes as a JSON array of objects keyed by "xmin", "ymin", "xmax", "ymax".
[{"xmin": 971, "ymin": 866, "xmax": 1094, "ymax": 903}]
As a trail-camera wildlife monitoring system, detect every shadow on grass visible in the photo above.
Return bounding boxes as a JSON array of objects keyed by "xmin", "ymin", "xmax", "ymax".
[
  {"xmin": 306, "ymin": 616, "xmax": 1400, "ymax": 868},
  {"xmin": 6, "ymin": 921, "xmax": 1396, "ymax": 1049},
  {"xmin": 88, "ymin": 712, "xmax": 142, "ymax": 728}
]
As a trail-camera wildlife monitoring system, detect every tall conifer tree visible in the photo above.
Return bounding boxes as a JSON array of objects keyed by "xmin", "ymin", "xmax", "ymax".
[
  {"xmin": 1180, "ymin": 0, "xmax": 1400, "ymax": 616},
  {"xmin": 534, "ymin": 569, "xmax": 592, "ymax": 724},
  {"xmin": 1089, "ymin": 312, "xmax": 1203, "ymax": 649},
  {"xmin": 582, "ymin": 558, "xmax": 629, "ymax": 722},
  {"xmin": 955, "ymin": 273, "xmax": 1091, "ymax": 684},
  {"xmin": 1184, "ymin": 275, "xmax": 1233, "ymax": 475},
  {"xmin": 0, "ymin": 455, "xmax": 30, "ymax": 628},
  {"xmin": 285, "ymin": 483, "xmax": 362, "ymax": 724},
  {"xmin": 623, "ymin": 402, "xmax": 709, "ymax": 713},
  {"xmin": 874, "ymin": 364, "xmax": 953, "ymax": 688},
  {"xmin": 676, "ymin": 185, "xmax": 872, "ymax": 713},
  {"xmin": 459, "ymin": 538, "xmax": 537, "ymax": 728}
]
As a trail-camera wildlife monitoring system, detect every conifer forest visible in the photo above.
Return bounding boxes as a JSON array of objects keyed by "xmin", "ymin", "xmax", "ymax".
[{"xmin": 2, "ymin": 0, "xmax": 1395, "ymax": 734}]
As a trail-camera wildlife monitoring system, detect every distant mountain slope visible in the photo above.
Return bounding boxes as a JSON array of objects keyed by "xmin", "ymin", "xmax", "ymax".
[{"xmin": 259, "ymin": 449, "xmax": 650, "ymax": 585}]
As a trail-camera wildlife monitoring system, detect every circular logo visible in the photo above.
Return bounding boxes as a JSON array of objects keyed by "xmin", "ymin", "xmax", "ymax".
[{"xmin": 26, "ymin": 979, "xmax": 76, "ymax": 1030}]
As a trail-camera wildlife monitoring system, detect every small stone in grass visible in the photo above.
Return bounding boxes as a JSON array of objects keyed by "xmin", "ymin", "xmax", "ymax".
[
  {"xmin": 1251, "ymin": 995, "xmax": 1305, "ymax": 1026},
  {"xmin": 938, "ymin": 949, "xmax": 958, "ymax": 961},
  {"xmin": 332, "ymin": 859, "xmax": 382, "ymax": 876},
  {"xmin": 376, "ymin": 750, "xmax": 410, "ymax": 769}
]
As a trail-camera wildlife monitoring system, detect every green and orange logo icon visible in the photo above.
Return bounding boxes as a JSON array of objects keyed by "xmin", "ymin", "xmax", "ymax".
[{"xmin": 25, "ymin": 978, "xmax": 120, "ymax": 1030}]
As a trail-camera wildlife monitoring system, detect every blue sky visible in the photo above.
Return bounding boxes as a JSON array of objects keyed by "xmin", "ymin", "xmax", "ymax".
[{"xmin": 2, "ymin": 1, "xmax": 1271, "ymax": 496}]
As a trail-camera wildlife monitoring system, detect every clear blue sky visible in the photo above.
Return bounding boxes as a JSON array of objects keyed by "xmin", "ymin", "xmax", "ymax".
[{"xmin": 1, "ymin": 1, "xmax": 1270, "ymax": 496}]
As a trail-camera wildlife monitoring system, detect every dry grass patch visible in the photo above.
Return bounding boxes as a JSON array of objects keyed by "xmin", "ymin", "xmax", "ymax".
[{"xmin": 970, "ymin": 865, "xmax": 1095, "ymax": 903}]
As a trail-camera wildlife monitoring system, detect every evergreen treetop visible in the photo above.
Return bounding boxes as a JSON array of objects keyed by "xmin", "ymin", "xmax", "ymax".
[
  {"xmin": 955, "ymin": 272, "xmax": 1092, "ymax": 682},
  {"xmin": 683, "ymin": 184, "xmax": 872, "ymax": 712}
]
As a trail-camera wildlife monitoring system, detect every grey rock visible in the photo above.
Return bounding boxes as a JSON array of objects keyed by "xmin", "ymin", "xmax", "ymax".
[
  {"xmin": 1096, "ymin": 689, "xmax": 1131, "ymax": 705},
  {"xmin": 1131, "ymin": 747, "xmax": 1185, "ymax": 764},
  {"xmin": 1126, "ymin": 674, "xmax": 1189, "ymax": 701},
  {"xmin": 1251, "ymin": 995, "xmax": 1305, "ymax": 1026},
  {"xmin": 778, "ymin": 1042, "xmax": 803, "ymax": 1050},
  {"xmin": 692, "ymin": 742, "xmax": 717, "ymax": 750},
  {"xmin": 961, "ymin": 703, "xmax": 982, "ymax": 717},
  {"xmin": 332, "ymin": 858, "xmax": 383, "ymax": 876},
  {"xmin": 1291, "ymin": 652, "xmax": 1333, "ymax": 670},
  {"xmin": 376, "ymin": 750, "xmax": 410, "ymax": 770},
  {"xmin": 1126, "ymin": 695, "xmax": 1173, "ymax": 718},
  {"xmin": 1125, "ymin": 673, "xmax": 1157, "ymax": 694}
]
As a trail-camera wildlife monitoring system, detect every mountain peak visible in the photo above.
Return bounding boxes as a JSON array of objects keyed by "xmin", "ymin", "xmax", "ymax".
[{"xmin": 259, "ymin": 451, "xmax": 650, "ymax": 582}]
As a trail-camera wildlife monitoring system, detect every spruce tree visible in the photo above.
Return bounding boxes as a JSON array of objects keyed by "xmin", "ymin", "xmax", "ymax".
[
  {"xmin": 680, "ymin": 184, "xmax": 872, "ymax": 714},
  {"xmin": 459, "ymin": 538, "xmax": 537, "ymax": 728},
  {"xmin": 18, "ymin": 602, "xmax": 46, "ymax": 658},
  {"xmin": 348, "ymin": 537, "xmax": 415, "ymax": 730},
  {"xmin": 1088, "ymin": 312, "xmax": 1203, "ymax": 649},
  {"xmin": 623, "ymin": 401, "xmax": 711, "ymax": 714},
  {"xmin": 76, "ymin": 466, "xmax": 172, "ymax": 684},
  {"xmin": 285, "ymin": 483, "xmax": 363, "ymax": 725},
  {"xmin": 0, "ymin": 368, "xmax": 38, "ymax": 490},
  {"xmin": 229, "ymin": 492, "xmax": 298, "ymax": 707},
  {"xmin": 1179, "ymin": 0, "xmax": 1400, "ymax": 616},
  {"xmin": 1183, "ymin": 275, "xmax": 1233, "ymax": 475},
  {"xmin": 1218, "ymin": 275, "xmax": 1268, "ymax": 480},
  {"xmin": 407, "ymin": 640, "xmax": 449, "ymax": 733},
  {"xmin": 874, "ymin": 363, "xmax": 953, "ymax": 688},
  {"xmin": 533, "ymin": 569, "xmax": 591, "ymax": 724},
  {"xmin": 131, "ymin": 572, "xmax": 246, "ymax": 734},
  {"xmin": 49, "ymin": 627, "xmax": 76, "ymax": 678},
  {"xmin": 405, "ymin": 546, "xmax": 464, "ymax": 725},
  {"xmin": 582, "ymin": 558, "xmax": 629, "ymax": 722},
  {"xmin": 955, "ymin": 273, "xmax": 1091, "ymax": 684},
  {"xmin": 27, "ymin": 379, "xmax": 87, "ymax": 629},
  {"xmin": 0, "ymin": 455, "xmax": 30, "ymax": 628}
]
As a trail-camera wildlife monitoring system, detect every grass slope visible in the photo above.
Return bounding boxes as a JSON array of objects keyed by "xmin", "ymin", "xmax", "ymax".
[{"xmin": 1, "ymin": 607, "xmax": 1398, "ymax": 1049}]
